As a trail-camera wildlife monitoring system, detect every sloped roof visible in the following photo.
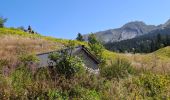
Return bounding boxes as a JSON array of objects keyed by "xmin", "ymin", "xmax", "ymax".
[{"xmin": 36, "ymin": 45, "xmax": 100, "ymax": 64}]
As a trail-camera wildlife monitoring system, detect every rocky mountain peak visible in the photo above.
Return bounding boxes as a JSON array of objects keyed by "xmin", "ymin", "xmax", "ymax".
[
  {"xmin": 83, "ymin": 19, "xmax": 169, "ymax": 43},
  {"xmin": 163, "ymin": 19, "xmax": 170, "ymax": 27},
  {"xmin": 122, "ymin": 21, "xmax": 146, "ymax": 29}
]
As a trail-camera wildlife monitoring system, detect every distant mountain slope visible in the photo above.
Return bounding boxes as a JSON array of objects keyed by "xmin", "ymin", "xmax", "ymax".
[
  {"xmin": 161, "ymin": 19, "xmax": 170, "ymax": 28},
  {"xmin": 83, "ymin": 21, "xmax": 158, "ymax": 43},
  {"xmin": 105, "ymin": 26, "xmax": 170, "ymax": 53},
  {"xmin": 84, "ymin": 19, "xmax": 170, "ymax": 44}
]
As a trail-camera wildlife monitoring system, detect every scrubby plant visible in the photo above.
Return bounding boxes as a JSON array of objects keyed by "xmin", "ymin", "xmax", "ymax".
[
  {"xmin": 0, "ymin": 75, "xmax": 10, "ymax": 99},
  {"xmin": 25, "ymin": 77, "xmax": 52, "ymax": 99},
  {"xmin": 10, "ymin": 66, "xmax": 33, "ymax": 95},
  {"xmin": 48, "ymin": 52, "xmax": 60, "ymax": 62},
  {"xmin": 0, "ymin": 59, "xmax": 8, "ymax": 75},
  {"xmin": 49, "ymin": 52, "xmax": 85, "ymax": 79},
  {"xmin": 18, "ymin": 53, "xmax": 39, "ymax": 66},
  {"xmin": 48, "ymin": 89, "xmax": 68, "ymax": 100},
  {"xmin": 0, "ymin": 59, "xmax": 8, "ymax": 67},
  {"xmin": 70, "ymin": 86, "xmax": 100, "ymax": 100},
  {"xmin": 34, "ymin": 67, "xmax": 51, "ymax": 81},
  {"xmin": 134, "ymin": 73, "xmax": 170, "ymax": 98},
  {"xmin": 88, "ymin": 33, "xmax": 105, "ymax": 62},
  {"xmin": 101, "ymin": 58, "xmax": 135, "ymax": 80}
]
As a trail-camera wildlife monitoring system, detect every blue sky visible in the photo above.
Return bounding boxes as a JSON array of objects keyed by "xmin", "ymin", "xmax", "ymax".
[{"xmin": 0, "ymin": 0, "xmax": 170, "ymax": 39}]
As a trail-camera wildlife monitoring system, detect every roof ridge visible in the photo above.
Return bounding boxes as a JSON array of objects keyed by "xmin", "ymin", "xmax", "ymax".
[{"xmin": 36, "ymin": 45, "xmax": 83, "ymax": 55}]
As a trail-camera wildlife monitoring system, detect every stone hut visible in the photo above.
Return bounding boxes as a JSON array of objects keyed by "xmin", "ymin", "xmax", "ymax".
[{"xmin": 36, "ymin": 45, "xmax": 100, "ymax": 74}]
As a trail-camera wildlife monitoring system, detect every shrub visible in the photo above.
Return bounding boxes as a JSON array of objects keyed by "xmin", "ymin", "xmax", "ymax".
[
  {"xmin": 101, "ymin": 58, "xmax": 135, "ymax": 80},
  {"xmin": 10, "ymin": 66, "xmax": 33, "ymax": 94},
  {"xmin": 48, "ymin": 89, "xmax": 68, "ymax": 100},
  {"xmin": 34, "ymin": 67, "xmax": 51, "ymax": 81},
  {"xmin": 48, "ymin": 52, "xmax": 60, "ymax": 62},
  {"xmin": 26, "ymin": 88, "xmax": 68, "ymax": 100},
  {"xmin": 48, "ymin": 52, "xmax": 85, "ymax": 79},
  {"xmin": 70, "ymin": 86, "xmax": 100, "ymax": 100},
  {"xmin": 0, "ymin": 59, "xmax": 8, "ymax": 75},
  {"xmin": 134, "ymin": 73, "xmax": 170, "ymax": 98},
  {"xmin": 88, "ymin": 33, "xmax": 104, "ymax": 61},
  {"xmin": 0, "ymin": 59, "xmax": 8, "ymax": 67},
  {"xmin": 0, "ymin": 75, "xmax": 10, "ymax": 99},
  {"xmin": 19, "ymin": 53, "xmax": 39, "ymax": 65},
  {"xmin": 25, "ymin": 81, "xmax": 49, "ymax": 99}
]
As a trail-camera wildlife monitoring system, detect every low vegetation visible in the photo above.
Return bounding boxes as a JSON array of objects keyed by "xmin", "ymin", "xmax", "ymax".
[
  {"xmin": 0, "ymin": 27, "xmax": 170, "ymax": 99},
  {"xmin": 101, "ymin": 58, "xmax": 135, "ymax": 80}
]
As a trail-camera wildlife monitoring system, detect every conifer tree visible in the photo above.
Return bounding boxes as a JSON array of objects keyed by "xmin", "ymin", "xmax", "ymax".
[
  {"xmin": 0, "ymin": 17, "xmax": 7, "ymax": 28},
  {"xmin": 76, "ymin": 33, "xmax": 84, "ymax": 41}
]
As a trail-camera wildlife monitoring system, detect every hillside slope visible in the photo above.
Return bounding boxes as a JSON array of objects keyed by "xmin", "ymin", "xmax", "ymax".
[
  {"xmin": 0, "ymin": 28, "xmax": 170, "ymax": 100},
  {"xmin": 0, "ymin": 27, "xmax": 169, "ymax": 73},
  {"xmin": 154, "ymin": 46, "xmax": 170, "ymax": 60},
  {"xmin": 0, "ymin": 28, "xmax": 87, "ymax": 66}
]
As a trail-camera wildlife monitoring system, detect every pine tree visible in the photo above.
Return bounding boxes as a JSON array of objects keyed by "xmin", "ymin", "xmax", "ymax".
[
  {"xmin": 150, "ymin": 40, "xmax": 155, "ymax": 52},
  {"xmin": 0, "ymin": 17, "xmax": 7, "ymax": 28},
  {"xmin": 157, "ymin": 33, "xmax": 161, "ymax": 43},
  {"xmin": 165, "ymin": 34, "xmax": 170, "ymax": 46},
  {"xmin": 76, "ymin": 33, "xmax": 84, "ymax": 41},
  {"xmin": 28, "ymin": 25, "xmax": 32, "ymax": 32}
]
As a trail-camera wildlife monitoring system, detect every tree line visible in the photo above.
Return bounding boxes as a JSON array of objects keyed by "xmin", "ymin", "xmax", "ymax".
[{"xmin": 105, "ymin": 28, "xmax": 170, "ymax": 53}]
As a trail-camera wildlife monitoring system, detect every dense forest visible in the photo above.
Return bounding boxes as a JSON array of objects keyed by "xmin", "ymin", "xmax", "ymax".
[{"xmin": 105, "ymin": 28, "xmax": 170, "ymax": 53}]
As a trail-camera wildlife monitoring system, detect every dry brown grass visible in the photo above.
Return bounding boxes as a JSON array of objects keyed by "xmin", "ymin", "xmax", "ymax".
[
  {"xmin": 0, "ymin": 35, "xmax": 64, "ymax": 68},
  {"xmin": 0, "ymin": 32, "xmax": 169, "ymax": 74},
  {"xmin": 120, "ymin": 52, "xmax": 170, "ymax": 74}
]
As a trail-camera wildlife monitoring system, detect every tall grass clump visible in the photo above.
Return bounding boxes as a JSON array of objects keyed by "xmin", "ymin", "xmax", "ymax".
[
  {"xmin": 101, "ymin": 58, "xmax": 135, "ymax": 80},
  {"xmin": 134, "ymin": 72, "xmax": 170, "ymax": 99}
]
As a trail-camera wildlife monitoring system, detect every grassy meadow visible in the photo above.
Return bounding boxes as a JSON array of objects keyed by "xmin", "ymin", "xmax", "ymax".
[{"xmin": 0, "ymin": 27, "xmax": 170, "ymax": 99}]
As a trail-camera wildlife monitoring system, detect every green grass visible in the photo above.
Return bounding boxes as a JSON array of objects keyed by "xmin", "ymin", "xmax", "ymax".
[
  {"xmin": 0, "ymin": 27, "xmax": 87, "ymax": 46},
  {"xmin": 103, "ymin": 50, "xmax": 118, "ymax": 61},
  {"xmin": 0, "ymin": 27, "xmax": 170, "ymax": 99},
  {"xmin": 0, "ymin": 27, "xmax": 169, "ymax": 64},
  {"xmin": 154, "ymin": 46, "xmax": 170, "ymax": 60}
]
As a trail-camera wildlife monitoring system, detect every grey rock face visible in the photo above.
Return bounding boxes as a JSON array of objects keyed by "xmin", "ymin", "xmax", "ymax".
[
  {"xmin": 83, "ymin": 21, "xmax": 158, "ymax": 43},
  {"xmin": 161, "ymin": 19, "xmax": 170, "ymax": 28}
]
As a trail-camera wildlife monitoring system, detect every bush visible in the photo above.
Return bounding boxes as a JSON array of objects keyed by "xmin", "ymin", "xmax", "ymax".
[
  {"xmin": 70, "ymin": 86, "xmax": 100, "ymax": 100},
  {"xmin": 48, "ymin": 90, "xmax": 68, "ymax": 100},
  {"xmin": 134, "ymin": 73, "xmax": 170, "ymax": 98},
  {"xmin": 0, "ymin": 75, "xmax": 10, "ymax": 99},
  {"xmin": 88, "ymin": 33, "xmax": 104, "ymax": 61},
  {"xmin": 10, "ymin": 66, "xmax": 33, "ymax": 94},
  {"xmin": 34, "ymin": 67, "xmax": 51, "ymax": 81},
  {"xmin": 101, "ymin": 58, "xmax": 135, "ymax": 80},
  {"xmin": 27, "ymin": 88, "xmax": 68, "ymax": 100},
  {"xmin": 48, "ymin": 52, "xmax": 85, "ymax": 78},
  {"xmin": 19, "ymin": 53, "xmax": 39, "ymax": 65},
  {"xmin": 0, "ymin": 59, "xmax": 8, "ymax": 75}
]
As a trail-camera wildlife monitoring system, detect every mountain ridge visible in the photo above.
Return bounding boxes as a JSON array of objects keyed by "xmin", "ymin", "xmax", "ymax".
[{"xmin": 83, "ymin": 19, "xmax": 170, "ymax": 43}]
